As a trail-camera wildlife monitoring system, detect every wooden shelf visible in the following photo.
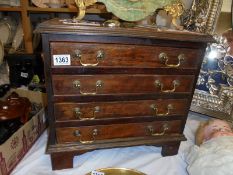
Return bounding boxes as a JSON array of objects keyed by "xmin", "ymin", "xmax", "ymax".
[
  {"xmin": 27, "ymin": 7, "xmax": 78, "ymax": 13},
  {"xmin": 0, "ymin": 6, "xmax": 104, "ymax": 13},
  {"xmin": 27, "ymin": 6, "xmax": 106, "ymax": 13},
  {"xmin": 0, "ymin": 7, "xmax": 22, "ymax": 11},
  {"xmin": 0, "ymin": 0, "xmax": 107, "ymax": 54}
]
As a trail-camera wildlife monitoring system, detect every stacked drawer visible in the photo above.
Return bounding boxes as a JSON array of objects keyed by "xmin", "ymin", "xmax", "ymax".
[
  {"xmin": 38, "ymin": 19, "xmax": 212, "ymax": 170},
  {"xmin": 50, "ymin": 41, "xmax": 198, "ymax": 145}
]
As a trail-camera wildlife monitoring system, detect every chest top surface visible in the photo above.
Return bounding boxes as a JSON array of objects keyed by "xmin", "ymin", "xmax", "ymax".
[{"xmin": 36, "ymin": 18, "xmax": 214, "ymax": 43}]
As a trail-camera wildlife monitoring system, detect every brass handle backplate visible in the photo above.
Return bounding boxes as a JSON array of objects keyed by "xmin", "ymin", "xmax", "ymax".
[
  {"xmin": 73, "ymin": 80, "xmax": 103, "ymax": 95},
  {"xmin": 150, "ymin": 104, "xmax": 174, "ymax": 116},
  {"xmin": 154, "ymin": 80, "xmax": 180, "ymax": 93},
  {"xmin": 159, "ymin": 52, "xmax": 185, "ymax": 68},
  {"xmin": 147, "ymin": 123, "xmax": 169, "ymax": 136},
  {"xmin": 74, "ymin": 49, "xmax": 105, "ymax": 67},
  {"xmin": 74, "ymin": 129, "xmax": 98, "ymax": 144},
  {"xmin": 74, "ymin": 106, "xmax": 100, "ymax": 120}
]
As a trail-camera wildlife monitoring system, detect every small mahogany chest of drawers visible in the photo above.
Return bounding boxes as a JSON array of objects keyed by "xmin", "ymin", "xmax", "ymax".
[{"xmin": 37, "ymin": 19, "xmax": 213, "ymax": 170}]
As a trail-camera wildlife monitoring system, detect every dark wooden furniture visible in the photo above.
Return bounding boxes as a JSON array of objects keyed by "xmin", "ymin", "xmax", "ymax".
[
  {"xmin": 36, "ymin": 19, "xmax": 213, "ymax": 170},
  {"xmin": 0, "ymin": 92, "xmax": 31, "ymax": 123}
]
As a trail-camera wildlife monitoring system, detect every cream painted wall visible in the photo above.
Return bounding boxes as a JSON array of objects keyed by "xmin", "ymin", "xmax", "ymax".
[
  {"xmin": 215, "ymin": 12, "xmax": 231, "ymax": 34},
  {"xmin": 221, "ymin": 0, "xmax": 231, "ymax": 12},
  {"xmin": 215, "ymin": 0, "xmax": 232, "ymax": 34}
]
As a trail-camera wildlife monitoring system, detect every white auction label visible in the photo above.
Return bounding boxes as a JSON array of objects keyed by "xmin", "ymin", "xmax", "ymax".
[
  {"xmin": 21, "ymin": 72, "xmax": 28, "ymax": 78},
  {"xmin": 91, "ymin": 170, "xmax": 105, "ymax": 175},
  {"xmin": 53, "ymin": 54, "xmax": 71, "ymax": 66}
]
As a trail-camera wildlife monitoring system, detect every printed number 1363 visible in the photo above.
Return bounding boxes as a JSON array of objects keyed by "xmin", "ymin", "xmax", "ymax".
[{"xmin": 53, "ymin": 55, "xmax": 71, "ymax": 66}]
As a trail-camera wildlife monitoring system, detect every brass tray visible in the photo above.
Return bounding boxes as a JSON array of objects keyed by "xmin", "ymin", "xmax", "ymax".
[{"xmin": 86, "ymin": 168, "xmax": 146, "ymax": 175}]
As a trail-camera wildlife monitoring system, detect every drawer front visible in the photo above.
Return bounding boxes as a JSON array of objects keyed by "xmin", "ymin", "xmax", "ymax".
[
  {"xmin": 54, "ymin": 99, "xmax": 188, "ymax": 121},
  {"xmin": 56, "ymin": 120, "xmax": 182, "ymax": 144},
  {"xmin": 50, "ymin": 42, "xmax": 201, "ymax": 69},
  {"xmin": 52, "ymin": 74, "xmax": 194, "ymax": 95}
]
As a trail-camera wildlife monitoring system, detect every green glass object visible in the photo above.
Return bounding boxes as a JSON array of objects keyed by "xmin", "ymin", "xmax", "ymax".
[{"xmin": 97, "ymin": 0, "xmax": 175, "ymax": 21}]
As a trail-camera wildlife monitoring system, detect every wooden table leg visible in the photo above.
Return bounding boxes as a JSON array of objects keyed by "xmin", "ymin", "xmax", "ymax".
[
  {"xmin": 161, "ymin": 142, "xmax": 180, "ymax": 156},
  {"xmin": 50, "ymin": 152, "xmax": 74, "ymax": 170}
]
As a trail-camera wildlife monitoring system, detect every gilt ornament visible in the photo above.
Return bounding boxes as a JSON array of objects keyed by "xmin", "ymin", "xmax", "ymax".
[{"xmin": 74, "ymin": 0, "xmax": 184, "ymax": 24}]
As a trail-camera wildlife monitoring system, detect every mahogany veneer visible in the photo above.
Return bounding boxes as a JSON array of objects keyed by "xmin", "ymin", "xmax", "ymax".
[{"xmin": 36, "ymin": 19, "xmax": 213, "ymax": 170}]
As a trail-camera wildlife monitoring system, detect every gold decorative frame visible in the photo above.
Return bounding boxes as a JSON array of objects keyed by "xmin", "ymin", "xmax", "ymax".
[
  {"xmin": 182, "ymin": 0, "xmax": 224, "ymax": 34},
  {"xmin": 205, "ymin": 0, "xmax": 224, "ymax": 34},
  {"xmin": 188, "ymin": 0, "xmax": 233, "ymax": 121},
  {"xmin": 190, "ymin": 87, "xmax": 233, "ymax": 121},
  {"xmin": 190, "ymin": 29, "xmax": 233, "ymax": 122}
]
